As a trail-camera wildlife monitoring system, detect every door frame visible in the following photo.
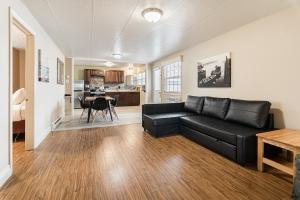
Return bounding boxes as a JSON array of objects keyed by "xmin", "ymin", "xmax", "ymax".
[{"xmin": 9, "ymin": 8, "xmax": 36, "ymax": 167}]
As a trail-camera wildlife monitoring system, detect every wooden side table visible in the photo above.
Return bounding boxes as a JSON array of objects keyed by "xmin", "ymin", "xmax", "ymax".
[{"xmin": 256, "ymin": 129, "xmax": 300, "ymax": 179}]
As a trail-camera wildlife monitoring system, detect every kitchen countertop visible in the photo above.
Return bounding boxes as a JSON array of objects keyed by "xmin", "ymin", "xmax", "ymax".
[
  {"xmin": 84, "ymin": 90, "xmax": 140, "ymax": 93},
  {"xmin": 104, "ymin": 90, "xmax": 140, "ymax": 93}
]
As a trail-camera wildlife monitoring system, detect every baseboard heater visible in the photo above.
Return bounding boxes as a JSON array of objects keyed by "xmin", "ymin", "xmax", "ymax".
[{"xmin": 51, "ymin": 116, "xmax": 63, "ymax": 131}]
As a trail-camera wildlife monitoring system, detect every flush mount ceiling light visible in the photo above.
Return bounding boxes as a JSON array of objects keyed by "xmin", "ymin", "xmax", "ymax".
[
  {"xmin": 105, "ymin": 61, "xmax": 114, "ymax": 67},
  {"xmin": 142, "ymin": 8, "xmax": 163, "ymax": 23},
  {"xmin": 112, "ymin": 53, "xmax": 122, "ymax": 59}
]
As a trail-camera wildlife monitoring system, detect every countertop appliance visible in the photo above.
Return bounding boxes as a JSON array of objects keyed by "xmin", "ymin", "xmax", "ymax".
[{"xmin": 74, "ymin": 80, "xmax": 84, "ymax": 109}]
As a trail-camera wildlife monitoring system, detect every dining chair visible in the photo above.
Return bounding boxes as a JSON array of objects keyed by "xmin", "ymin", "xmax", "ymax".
[
  {"xmin": 78, "ymin": 96, "xmax": 90, "ymax": 121},
  {"xmin": 110, "ymin": 95, "xmax": 119, "ymax": 119},
  {"xmin": 92, "ymin": 97, "xmax": 109, "ymax": 123}
]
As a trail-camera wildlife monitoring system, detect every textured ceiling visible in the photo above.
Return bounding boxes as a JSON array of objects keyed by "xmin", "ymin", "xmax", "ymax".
[{"xmin": 21, "ymin": 0, "xmax": 296, "ymax": 64}]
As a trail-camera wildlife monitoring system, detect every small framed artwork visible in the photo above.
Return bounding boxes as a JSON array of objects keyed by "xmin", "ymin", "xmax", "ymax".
[
  {"xmin": 57, "ymin": 58, "xmax": 64, "ymax": 85},
  {"xmin": 197, "ymin": 52, "xmax": 231, "ymax": 88},
  {"xmin": 38, "ymin": 49, "xmax": 50, "ymax": 83}
]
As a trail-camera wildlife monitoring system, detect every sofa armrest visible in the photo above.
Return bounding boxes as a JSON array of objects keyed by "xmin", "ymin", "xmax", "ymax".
[
  {"xmin": 236, "ymin": 134, "xmax": 257, "ymax": 165},
  {"xmin": 236, "ymin": 127, "xmax": 277, "ymax": 165},
  {"xmin": 142, "ymin": 102, "xmax": 185, "ymax": 115},
  {"xmin": 265, "ymin": 113, "xmax": 274, "ymax": 130}
]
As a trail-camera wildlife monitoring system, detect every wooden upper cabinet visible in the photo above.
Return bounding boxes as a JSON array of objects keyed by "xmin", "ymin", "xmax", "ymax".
[
  {"xmin": 84, "ymin": 69, "xmax": 91, "ymax": 82},
  {"xmin": 91, "ymin": 69, "xmax": 104, "ymax": 77},
  {"xmin": 118, "ymin": 71, "xmax": 124, "ymax": 83},
  {"xmin": 105, "ymin": 70, "xmax": 124, "ymax": 83},
  {"xmin": 104, "ymin": 71, "xmax": 112, "ymax": 83},
  {"xmin": 84, "ymin": 69, "xmax": 104, "ymax": 82}
]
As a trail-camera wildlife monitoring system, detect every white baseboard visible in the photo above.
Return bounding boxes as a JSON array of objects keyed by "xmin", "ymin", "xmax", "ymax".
[
  {"xmin": 0, "ymin": 165, "xmax": 12, "ymax": 188},
  {"xmin": 34, "ymin": 115, "xmax": 64, "ymax": 148},
  {"xmin": 35, "ymin": 126, "xmax": 51, "ymax": 148}
]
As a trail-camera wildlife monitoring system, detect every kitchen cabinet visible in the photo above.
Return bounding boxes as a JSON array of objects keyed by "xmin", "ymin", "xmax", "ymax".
[
  {"xmin": 105, "ymin": 70, "xmax": 124, "ymax": 84},
  {"xmin": 84, "ymin": 69, "xmax": 91, "ymax": 82},
  {"xmin": 84, "ymin": 69, "xmax": 104, "ymax": 82},
  {"xmin": 91, "ymin": 69, "xmax": 104, "ymax": 76},
  {"xmin": 105, "ymin": 91, "xmax": 140, "ymax": 106}
]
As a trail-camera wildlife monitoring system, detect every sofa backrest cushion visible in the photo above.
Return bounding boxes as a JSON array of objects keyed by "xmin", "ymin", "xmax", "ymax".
[
  {"xmin": 202, "ymin": 97, "xmax": 230, "ymax": 119},
  {"xmin": 225, "ymin": 99, "xmax": 271, "ymax": 129},
  {"xmin": 184, "ymin": 96, "xmax": 204, "ymax": 114}
]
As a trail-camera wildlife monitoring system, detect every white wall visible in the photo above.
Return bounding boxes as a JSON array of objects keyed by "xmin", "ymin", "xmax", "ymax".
[
  {"xmin": 151, "ymin": 6, "xmax": 300, "ymax": 129},
  {"xmin": 0, "ymin": 0, "xmax": 11, "ymax": 187},
  {"xmin": 0, "ymin": 0, "xmax": 65, "ymax": 186}
]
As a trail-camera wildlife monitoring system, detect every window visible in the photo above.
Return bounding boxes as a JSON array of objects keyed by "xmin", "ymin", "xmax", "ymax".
[
  {"xmin": 132, "ymin": 76, "xmax": 137, "ymax": 85},
  {"xmin": 163, "ymin": 61, "xmax": 181, "ymax": 93},
  {"xmin": 134, "ymin": 71, "xmax": 146, "ymax": 86}
]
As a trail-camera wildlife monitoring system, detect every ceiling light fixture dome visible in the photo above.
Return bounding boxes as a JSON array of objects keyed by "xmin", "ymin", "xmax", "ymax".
[{"xmin": 142, "ymin": 8, "xmax": 163, "ymax": 23}]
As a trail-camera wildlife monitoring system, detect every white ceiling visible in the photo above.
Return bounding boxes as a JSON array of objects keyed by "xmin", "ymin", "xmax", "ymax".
[
  {"xmin": 12, "ymin": 24, "xmax": 26, "ymax": 49},
  {"xmin": 21, "ymin": 0, "xmax": 296, "ymax": 64}
]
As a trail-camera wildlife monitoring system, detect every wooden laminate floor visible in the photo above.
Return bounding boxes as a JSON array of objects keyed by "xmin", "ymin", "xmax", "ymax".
[{"xmin": 0, "ymin": 124, "xmax": 293, "ymax": 200}]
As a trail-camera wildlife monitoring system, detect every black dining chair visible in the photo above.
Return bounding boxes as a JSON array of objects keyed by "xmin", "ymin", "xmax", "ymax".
[
  {"xmin": 78, "ymin": 96, "xmax": 91, "ymax": 121},
  {"xmin": 92, "ymin": 97, "xmax": 109, "ymax": 123},
  {"xmin": 110, "ymin": 95, "xmax": 119, "ymax": 119}
]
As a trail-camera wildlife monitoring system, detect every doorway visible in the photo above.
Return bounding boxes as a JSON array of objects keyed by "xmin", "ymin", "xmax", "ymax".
[{"xmin": 9, "ymin": 10, "xmax": 35, "ymax": 170}]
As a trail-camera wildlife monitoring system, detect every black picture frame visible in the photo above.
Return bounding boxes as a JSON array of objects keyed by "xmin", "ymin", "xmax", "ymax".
[{"xmin": 197, "ymin": 53, "xmax": 231, "ymax": 88}]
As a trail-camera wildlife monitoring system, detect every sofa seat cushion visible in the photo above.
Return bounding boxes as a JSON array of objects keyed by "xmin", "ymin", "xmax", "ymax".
[
  {"xmin": 180, "ymin": 115, "xmax": 261, "ymax": 145},
  {"xmin": 143, "ymin": 112, "xmax": 194, "ymax": 126}
]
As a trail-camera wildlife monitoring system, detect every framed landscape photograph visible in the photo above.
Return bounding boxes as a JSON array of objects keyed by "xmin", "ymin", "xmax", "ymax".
[
  {"xmin": 57, "ymin": 58, "xmax": 64, "ymax": 85},
  {"xmin": 38, "ymin": 49, "xmax": 50, "ymax": 83},
  {"xmin": 197, "ymin": 52, "xmax": 231, "ymax": 88}
]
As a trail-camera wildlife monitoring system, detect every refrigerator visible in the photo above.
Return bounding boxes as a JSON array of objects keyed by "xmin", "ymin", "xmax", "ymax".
[{"xmin": 74, "ymin": 80, "xmax": 84, "ymax": 109}]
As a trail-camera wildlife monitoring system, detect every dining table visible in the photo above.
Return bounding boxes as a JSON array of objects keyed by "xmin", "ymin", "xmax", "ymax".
[{"xmin": 85, "ymin": 96, "xmax": 115, "ymax": 123}]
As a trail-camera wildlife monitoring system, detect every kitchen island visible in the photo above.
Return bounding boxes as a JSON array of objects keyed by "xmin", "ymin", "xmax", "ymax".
[{"xmin": 105, "ymin": 91, "xmax": 140, "ymax": 106}]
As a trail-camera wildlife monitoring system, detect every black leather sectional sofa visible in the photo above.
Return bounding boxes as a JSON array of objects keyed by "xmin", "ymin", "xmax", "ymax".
[{"xmin": 142, "ymin": 96, "xmax": 274, "ymax": 165}]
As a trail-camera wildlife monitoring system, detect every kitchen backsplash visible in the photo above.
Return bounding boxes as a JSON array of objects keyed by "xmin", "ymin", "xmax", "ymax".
[
  {"xmin": 88, "ymin": 78, "xmax": 136, "ymax": 91},
  {"xmin": 90, "ymin": 77, "xmax": 104, "ymax": 88},
  {"xmin": 104, "ymin": 83, "xmax": 136, "ymax": 90}
]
